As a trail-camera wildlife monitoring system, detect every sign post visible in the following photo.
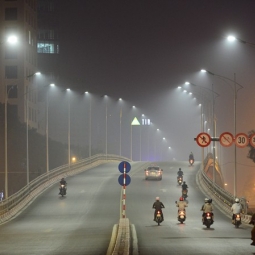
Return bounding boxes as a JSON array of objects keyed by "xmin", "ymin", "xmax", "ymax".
[{"xmin": 118, "ymin": 161, "xmax": 131, "ymax": 218}]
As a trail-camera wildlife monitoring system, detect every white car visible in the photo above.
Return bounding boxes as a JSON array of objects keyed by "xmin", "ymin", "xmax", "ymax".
[{"xmin": 144, "ymin": 166, "xmax": 163, "ymax": 180}]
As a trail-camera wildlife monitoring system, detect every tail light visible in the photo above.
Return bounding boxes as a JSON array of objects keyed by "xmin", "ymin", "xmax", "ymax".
[
  {"xmin": 207, "ymin": 213, "xmax": 210, "ymax": 216},
  {"xmin": 236, "ymin": 214, "xmax": 240, "ymax": 219}
]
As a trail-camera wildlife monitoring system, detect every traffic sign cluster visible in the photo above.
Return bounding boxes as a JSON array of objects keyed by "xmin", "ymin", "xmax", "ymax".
[{"xmin": 195, "ymin": 132, "xmax": 255, "ymax": 148}]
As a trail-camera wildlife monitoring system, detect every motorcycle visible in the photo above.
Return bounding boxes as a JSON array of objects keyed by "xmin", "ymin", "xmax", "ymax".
[
  {"xmin": 59, "ymin": 184, "xmax": 66, "ymax": 197},
  {"xmin": 203, "ymin": 212, "xmax": 213, "ymax": 228},
  {"xmin": 182, "ymin": 189, "xmax": 188, "ymax": 200},
  {"xmin": 189, "ymin": 158, "xmax": 194, "ymax": 166},
  {"xmin": 177, "ymin": 176, "xmax": 183, "ymax": 185},
  {"xmin": 178, "ymin": 210, "xmax": 186, "ymax": 224},
  {"xmin": 233, "ymin": 213, "xmax": 241, "ymax": 228},
  {"xmin": 155, "ymin": 210, "xmax": 163, "ymax": 226}
]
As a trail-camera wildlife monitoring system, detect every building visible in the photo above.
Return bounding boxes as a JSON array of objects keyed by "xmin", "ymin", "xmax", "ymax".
[
  {"xmin": 0, "ymin": 0, "xmax": 39, "ymax": 129},
  {"xmin": 0, "ymin": 0, "xmax": 60, "ymax": 131}
]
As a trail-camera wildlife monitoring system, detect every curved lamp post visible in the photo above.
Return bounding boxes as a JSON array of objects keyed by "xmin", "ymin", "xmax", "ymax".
[
  {"xmin": 184, "ymin": 81, "xmax": 219, "ymax": 183},
  {"xmin": 201, "ymin": 69, "xmax": 243, "ymax": 197}
]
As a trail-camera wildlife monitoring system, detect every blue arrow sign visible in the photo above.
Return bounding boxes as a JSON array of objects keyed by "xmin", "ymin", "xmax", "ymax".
[
  {"xmin": 118, "ymin": 174, "xmax": 131, "ymax": 186},
  {"xmin": 118, "ymin": 161, "xmax": 131, "ymax": 173}
]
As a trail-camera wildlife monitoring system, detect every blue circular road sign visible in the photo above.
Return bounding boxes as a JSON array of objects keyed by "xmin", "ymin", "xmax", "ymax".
[
  {"xmin": 118, "ymin": 174, "xmax": 131, "ymax": 186},
  {"xmin": 118, "ymin": 161, "xmax": 131, "ymax": 173}
]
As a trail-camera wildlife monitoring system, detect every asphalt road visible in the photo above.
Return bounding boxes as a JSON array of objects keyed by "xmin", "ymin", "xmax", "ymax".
[
  {"xmin": 0, "ymin": 162, "xmax": 146, "ymax": 255},
  {"xmin": 126, "ymin": 161, "xmax": 254, "ymax": 255},
  {"xmin": 0, "ymin": 161, "xmax": 254, "ymax": 255}
]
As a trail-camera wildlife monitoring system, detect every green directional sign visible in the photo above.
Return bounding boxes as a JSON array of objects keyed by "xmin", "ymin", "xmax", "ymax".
[{"xmin": 131, "ymin": 117, "xmax": 140, "ymax": 125}]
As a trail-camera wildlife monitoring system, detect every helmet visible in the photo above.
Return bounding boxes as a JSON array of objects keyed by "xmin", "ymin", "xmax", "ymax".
[
  {"xmin": 235, "ymin": 198, "xmax": 240, "ymax": 203},
  {"xmin": 61, "ymin": 178, "xmax": 65, "ymax": 181},
  {"xmin": 179, "ymin": 197, "xmax": 184, "ymax": 201},
  {"xmin": 179, "ymin": 168, "xmax": 181, "ymax": 171},
  {"xmin": 205, "ymin": 198, "xmax": 209, "ymax": 203},
  {"xmin": 208, "ymin": 198, "xmax": 212, "ymax": 203},
  {"xmin": 156, "ymin": 197, "xmax": 160, "ymax": 200},
  {"xmin": 183, "ymin": 181, "xmax": 186, "ymax": 184}
]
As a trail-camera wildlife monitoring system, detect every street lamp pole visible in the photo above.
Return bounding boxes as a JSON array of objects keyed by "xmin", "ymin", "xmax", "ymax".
[
  {"xmin": 26, "ymin": 72, "xmax": 40, "ymax": 187},
  {"xmin": 46, "ymin": 84, "xmax": 55, "ymax": 175},
  {"xmin": 119, "ymin": 98, "xmax": 122, "ymax": 156},
  {"xmin": 201, "ymin": 70, "xmax": 243, "ymax": 197},
  {"xmin": 66, "ymin": 89, "xmax": 71, "ymax": 170},
  {"xmin": 4, "ymin": 84, "xmax": 13, "ymax": 199}
]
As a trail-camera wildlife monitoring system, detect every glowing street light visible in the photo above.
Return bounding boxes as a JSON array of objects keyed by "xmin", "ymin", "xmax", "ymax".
[{"xmin": 226, "ymin": 34, "xmax": 255, "ymax": 47}]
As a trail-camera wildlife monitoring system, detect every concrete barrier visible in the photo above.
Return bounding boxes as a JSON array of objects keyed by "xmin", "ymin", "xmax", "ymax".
[{"xmin": 112, "ymin": 218, "xmax": 130, "ymax": 255}]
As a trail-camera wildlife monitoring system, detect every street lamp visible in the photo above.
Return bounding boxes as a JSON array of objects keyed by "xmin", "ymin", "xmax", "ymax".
[
  {"xmin": 201, "ymin": 69, "xmax": 243, "ymax": 197},
  {"xmin": 26, "ymin": 72, "xmax": 41, "ymax": 187},
  {"xmin": 3, "ymin": 35, "xmax": 18, "ymax": 199},
  {"xmin": 84, "ymin": 92, "xmax": 92, "ymax": 158},
  {"xmin": 46, "ymin": 83, "xmax": 55, "ymax": 174},
  {"xmin": 227, "ymin": 35, "xmax": 255, "ymax": 47},
  {"xmin": 185, "ymin": 81, "xmax": 219, "ymax": 188},
  {"xmin": 130, "ymin": 106, "xmax": 137, "ymax": 160},
  {"xmin": 104, "ymin": 95, "xmax": 108, "ymax": 158},
  {"xmin": 119, "ymin": 98, "xmax": 123, "ymax": 156},
  {"xmin": 66, "ymin": 89, "xmax": 71, "ymax": 169},
  {"xmin": 4, "ymin": 86, "xmax": 14, "ymax": 199}
]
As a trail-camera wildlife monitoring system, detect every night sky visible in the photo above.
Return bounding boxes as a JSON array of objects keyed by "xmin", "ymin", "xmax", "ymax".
[{"xmin": 46, "ymin": 0, "xmax": 255, "ymax": 197}]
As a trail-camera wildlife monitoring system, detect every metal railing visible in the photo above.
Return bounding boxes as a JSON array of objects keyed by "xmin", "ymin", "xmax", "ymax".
[
  {"xmin": 198, "ymin": 162, "xmax": 248, "ymax": 215},
  {"xmin": 0, "ymin": 154, "xmax": 130, "ymax": 223}
]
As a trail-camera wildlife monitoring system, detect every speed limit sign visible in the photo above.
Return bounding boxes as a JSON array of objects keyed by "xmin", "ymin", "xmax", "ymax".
[
  {"xmin": 250, "ymin": 133, "xmax": 255, "ymax": 148},
  {"xmin": 235, "ymin": 133, "xmax": 249, "ymax": 148}
]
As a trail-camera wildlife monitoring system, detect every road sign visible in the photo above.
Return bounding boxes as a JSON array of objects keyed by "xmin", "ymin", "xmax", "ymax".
[
  {"xmin": 118, "ymin": 174, "xmax": 131, "ymax": 186},
  {"xmin": 235, "ymin": 133, "xmax": 249, "ymax": 148},
  {"xmin": 219, "ymin": 132, "xmax": 234, "ymax": 147},
  {"xmin": 118, "ymin": 161, "xmax": 131, "ymax": 173},
  {"xmin": 131, "ymin": 117, "xmax": 140, "ymax": 125},
  {"xmin": 250, "ymin": 134, "xmax": 255, "ymax": 148},
  {"xmin": 196, "ymin": 132, "xmax": 211, "ymax": 147}
]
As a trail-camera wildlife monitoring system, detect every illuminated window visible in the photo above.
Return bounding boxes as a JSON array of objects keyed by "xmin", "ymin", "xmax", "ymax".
[{"xmin": 37, "ymin": 41, "xmax": 59, "ymax": 54}]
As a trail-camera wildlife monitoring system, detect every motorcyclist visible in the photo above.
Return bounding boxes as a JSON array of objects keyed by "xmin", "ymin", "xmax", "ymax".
[
  {"xmin": 181, "ymin": 181, "xmax": 188, "ymax": 198},
  {"xmin": 177, "ymin": 168, "xmax": 183, "ymax": 177},
  {"xmin": 182, "ymin": 181, "xmax": 188, "ymax": 191},
  {"xmin": 152, "ymin": 197, "xmax": 165, "ymax": 221},
  {"xmin": 189, "ymin": 152, "xmax": 194, "ymax": 160},
  {"xmin": 176, "ymin": 196, "xmax": 188, "ymax": 217},
  {"xmin": 231, "ymin": 198, "xmax": 243, "ymax": 224},
  {"xmin": 201, "ymin": 198, "xmax": 214, "ymax": 222},
  {"xmin": 59, "ymin": 178, "xmax": 67, "ymax": 194}
]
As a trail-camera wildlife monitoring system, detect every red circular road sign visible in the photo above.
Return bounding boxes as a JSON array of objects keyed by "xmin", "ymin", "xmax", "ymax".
[
  {"xmin": 250, "ymin": 133, "xmax": 255, "ymax": 148},
  {"xmin": 235, "ymin": 133, "xmax": 249, "ymax": 148},
  {"xmin": 196, "ymin": 132, "xmax": 211, "ymax": 147},
  {"xmin": 219, "ymin": 132, "xmax": 234, "ymax": 147}
]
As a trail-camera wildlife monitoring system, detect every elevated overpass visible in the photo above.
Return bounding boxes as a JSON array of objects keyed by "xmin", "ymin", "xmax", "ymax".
[{"xmin": 0, "ymin": 156, "xmax": 253, "ymax": 254}]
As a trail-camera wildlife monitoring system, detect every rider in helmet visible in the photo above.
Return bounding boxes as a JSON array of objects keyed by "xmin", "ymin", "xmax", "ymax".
[
  {"xmin": 176, "ymin": 196, "xmax": 188, "ymax": 217},
  {"xmin": 152, "ymin": 197, "xmax": 165, "ymax": 221},
  {"xmin": 182, "ymin": 181, "xmax": 188, "ymax": 191},
  {"xmin": 201, "ymin": 198, "xmax": 214, "ymax": 223},
  {"xmin": 59, "ymin": 178, "xmax": 67, "ymax": 195},
  {"xmin": 231, "ymin": 198, "xmax": 243, "ymax": 224},
  {"xmin": 189, "ymin": 152, "xmax": 194, "ymax": 160},
  {"xmin": 177, "ymin": 168, "xmax": 183, "ymax": 177}
]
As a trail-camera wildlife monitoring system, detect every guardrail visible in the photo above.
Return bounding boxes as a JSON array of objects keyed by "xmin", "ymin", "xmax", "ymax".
[
  {"xmin": 197, "ymin": 162, "xmax": 250, "ymax": 223},
  {"xmin": 0, "ymin": 154, "xmax": 130, "ymax": 224}
]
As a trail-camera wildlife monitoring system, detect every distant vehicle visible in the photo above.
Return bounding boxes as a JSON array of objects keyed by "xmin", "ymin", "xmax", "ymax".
[{"xmin": 144, "ymin": 166, "xmax": 163, "ymax": 180}]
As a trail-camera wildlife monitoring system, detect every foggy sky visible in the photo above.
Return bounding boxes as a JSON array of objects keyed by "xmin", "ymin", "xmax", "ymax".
[{"xmin": 43, "ymin": 0, "xmax": 255, "ymax": 198}]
